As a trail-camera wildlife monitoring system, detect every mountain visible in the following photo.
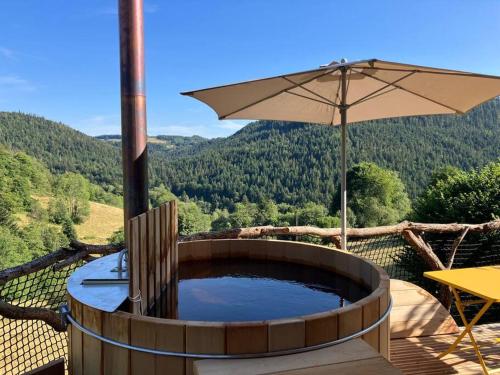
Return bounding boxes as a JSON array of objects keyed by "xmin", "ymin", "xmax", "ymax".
[
  {"xmin": 0, "ymin": 112, "xmax": 122, "ymax": 189},
  {"xmin": 155, "ymin": 98, "xmax": 500, "ymax": 207},
  {"xmin": 1, "ymin": 98, "xmax": 499, "ymax": 209},
  {"xmin": 96, "ymin": 134, "xmax": 207, "ymax": 148}
]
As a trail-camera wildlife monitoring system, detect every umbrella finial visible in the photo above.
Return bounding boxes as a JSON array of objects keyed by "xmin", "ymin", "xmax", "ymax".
[{"xmin": 340, "ymin": 58, "xmax": 348, "ymax": 63}]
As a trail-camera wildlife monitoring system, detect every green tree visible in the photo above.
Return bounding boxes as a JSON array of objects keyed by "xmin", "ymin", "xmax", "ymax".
[
  {"xmin": 149, "ymin": 184, "xmax": 177, "ymax": 207},
  {"xmin": 53, "ymin": 173, "xmax": 91, "ymax": 223},
  {"xmin": 48, "ymin": 197, "xmax": 70, "ymax": 224},
  {"xmin": 333, "ymin": 162, "xmax": 411, "ymax": 227},
  {"xmin": 0, "ymin": 226, "xmax": 31, "ymax": 269},
  {"xmin": 178, "ymin": 201, "xmax": 211, "ymax": 235},
  {"xmin": 211, "ymin": 209, "xmax": 232, "ymax": 231},
  {"xmin": 20, "ymin": 223, "xmax": 68, "ymax": 259},
  {"xmin": 228, "ymin": 202, "xmax": 258, "ymax": 228},
  {"xmin": 413, "ymin": 161, "xmax": 500, "ymax": 223},
  {"xmin": 61, "ymin": 217, "xmax": 77, "ymax": 241},
  {"xmin": 254, "ymin": 200, "xmax": 280, "ymax": 226},
  {"xmin": 108, "ymin": 227, "xmax": 125, "ymax": 246}
]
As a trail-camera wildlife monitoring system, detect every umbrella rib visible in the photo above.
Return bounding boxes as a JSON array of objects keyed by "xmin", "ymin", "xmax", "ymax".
[
  {"xmin": 330, "ymin": 77, "xmax": 342, "ymax": 125},
  {"xmin": 351, "ymin": 87, "xmax": 399, "ymax": 107},
  {"xmin": 219, "ymin": 70, "xmax": 336, "ymax": 119},
  {"xmin": 349, "ymin": 71, "xmax": 416, "ymax": 107},
  {"xmin": 352, "ymin": 68, "xmax": 464, "ymax": 114},
  {"xmin": 353, "ymin": 65, "xmax": 500, "ymax": 79},
  {"xmin": 285, "ymin": 91, "xmax": 338, "ymax": 107},
  {"xmin": 281, "ymin": 77, "xmax": 340, "ymax": 107}
]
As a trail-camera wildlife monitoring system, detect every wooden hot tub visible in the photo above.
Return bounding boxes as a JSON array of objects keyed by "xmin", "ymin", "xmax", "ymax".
[{"xmin": 66, "ymin": 238, "xmax": 390, "ymax": 375}]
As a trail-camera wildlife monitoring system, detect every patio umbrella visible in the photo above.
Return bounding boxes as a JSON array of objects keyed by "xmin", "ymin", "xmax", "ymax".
[{"xmin": 181, "ymin": 59, "xmax": 500, "ymax": 249}]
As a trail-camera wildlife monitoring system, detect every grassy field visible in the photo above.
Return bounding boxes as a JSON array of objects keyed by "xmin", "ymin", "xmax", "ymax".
[
  {"xmin": 75, "ymin": 201, "xmax": 123, "ymax": 244},
  {"xmin": 15, "ymin": 196, "xmax": 123, "ymax": 245}
]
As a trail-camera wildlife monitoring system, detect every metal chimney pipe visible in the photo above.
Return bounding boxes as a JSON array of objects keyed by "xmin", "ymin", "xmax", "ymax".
[{"xmin": 118, "ymin": 0, "xmax": 149, "ymax": 243}]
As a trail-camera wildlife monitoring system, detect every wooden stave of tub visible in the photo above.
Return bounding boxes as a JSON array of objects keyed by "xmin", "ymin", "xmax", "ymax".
[{"xmin": 67, "ymin": 239, "xmax": 390, "ymax": 375}]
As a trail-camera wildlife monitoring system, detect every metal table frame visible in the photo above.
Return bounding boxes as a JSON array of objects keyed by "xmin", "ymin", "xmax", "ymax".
[{"xmin": 424, "ymin": 267, "xmax": 500, "ymax": 375}]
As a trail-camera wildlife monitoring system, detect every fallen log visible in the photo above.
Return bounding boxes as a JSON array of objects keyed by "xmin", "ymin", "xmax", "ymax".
[
  {"xmin": 0, "ymin": 300, "xmax": 66, "ymax": 332},
  {"xmin": 0, "ymin": 240, "xmax": 122, "ymax": 285}
]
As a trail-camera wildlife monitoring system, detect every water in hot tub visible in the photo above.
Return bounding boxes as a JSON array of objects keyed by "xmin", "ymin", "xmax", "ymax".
[{"xmin": 150, "ymin": 258, "xmax": 369, "ymax": 322}]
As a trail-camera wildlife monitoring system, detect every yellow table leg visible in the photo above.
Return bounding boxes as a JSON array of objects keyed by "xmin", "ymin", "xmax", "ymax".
[{"xmin": 438, "ymin": 288, "xmax": 494, "ymax": 375}]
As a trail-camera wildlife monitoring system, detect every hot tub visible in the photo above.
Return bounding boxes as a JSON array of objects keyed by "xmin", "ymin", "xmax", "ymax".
[{"xmin": 66, "ymin": 239, "xmax": 390, "ymax": 375}]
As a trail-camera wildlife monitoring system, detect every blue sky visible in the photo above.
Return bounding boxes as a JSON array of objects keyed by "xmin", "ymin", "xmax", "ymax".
[{"xmin": 1, "ymin": 0, "xmax": 499, "ymax": 138}]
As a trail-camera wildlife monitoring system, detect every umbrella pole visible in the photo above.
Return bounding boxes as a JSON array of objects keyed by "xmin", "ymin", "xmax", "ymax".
[{"xmin": 340, "ymin": 67, "xmax": 348, "ymax": 250}]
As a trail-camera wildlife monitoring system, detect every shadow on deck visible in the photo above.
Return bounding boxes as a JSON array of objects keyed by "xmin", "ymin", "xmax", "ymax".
[
  {"xmin": 389, "ymin": 279, "xmax": 499, "ymax": 374},
  {"xmin": 391, "ymin": 323, "xmax": 499, "ymax": 374}
]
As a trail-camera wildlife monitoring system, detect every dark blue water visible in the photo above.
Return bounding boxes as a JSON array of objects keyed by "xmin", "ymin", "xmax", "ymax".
[{"xmin": 153, "ymin": 258, "xmax": 369, "ymax": 322}]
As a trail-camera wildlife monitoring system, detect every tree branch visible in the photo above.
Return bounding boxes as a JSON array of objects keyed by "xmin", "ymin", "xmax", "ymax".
[
  {"xmin": 401, "ymin": 229, "xmax": 446, "ymax": 271},
  {"xmin": 0, "ymin": 300, "xmax": 66, "ymax": 332},
  {"xmin": 0, "ymin": 240, "xmax": 123, "ymax": 285},
  {"xmin": 447, "ymin": 227, "xmax": 470, "ymax": 269},
  {"xmin": 181, "ymin": 219, "xmax": 500, "ymax": 242}
]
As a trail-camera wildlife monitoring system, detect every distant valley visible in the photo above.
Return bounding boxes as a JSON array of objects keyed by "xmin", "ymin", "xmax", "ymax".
[{"xmin": 1, "ymin": 98, "xmax": 499, "ymax": 209}]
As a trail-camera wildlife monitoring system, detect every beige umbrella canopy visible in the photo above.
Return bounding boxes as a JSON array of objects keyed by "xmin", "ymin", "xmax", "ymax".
[{"xmin": 182, "ymin": 59, "xmax": 500, "ymax": 249}]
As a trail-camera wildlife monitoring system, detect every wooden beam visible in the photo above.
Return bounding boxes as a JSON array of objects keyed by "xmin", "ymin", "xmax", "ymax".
[{"xmin": 181, "ymin": 219, "xmax": 500, "ymax": 241}]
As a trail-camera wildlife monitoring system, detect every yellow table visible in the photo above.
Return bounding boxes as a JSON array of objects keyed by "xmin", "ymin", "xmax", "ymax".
[{"xmin": 424, "ymin": 266, "xmax": 500, "ymax": 374}]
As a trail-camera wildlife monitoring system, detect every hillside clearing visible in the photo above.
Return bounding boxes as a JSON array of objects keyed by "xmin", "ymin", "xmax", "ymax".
[{"xmin": 75, "ymin": 202, "xmax": 123, "ymax": 244}]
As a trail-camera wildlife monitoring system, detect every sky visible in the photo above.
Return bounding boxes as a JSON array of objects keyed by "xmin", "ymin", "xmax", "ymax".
[{"xmin": 0, "ymin": 0, "xmax": 499, "ymax": 138}]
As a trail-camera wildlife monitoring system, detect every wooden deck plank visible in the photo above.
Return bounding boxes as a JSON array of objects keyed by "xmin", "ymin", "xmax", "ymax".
[
  {"xmin": 195, "ymin": 339, "xmax": 402, "ymax": 375},
  {"xmin": 390, "ymin": 279, "xmax": 459, "ymax": 339},
  {"xmin": 390, "ymin": 323, "xmax": 500, "ymax": 375}
]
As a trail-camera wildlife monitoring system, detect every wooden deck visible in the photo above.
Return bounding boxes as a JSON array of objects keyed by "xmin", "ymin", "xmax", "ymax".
[
  {"xmin": 391, "ymin": 323, "xmax": 500, "ymax": 374},
  {"xmin": 389, "ymin": 279, "xmax": 499, "ymax": 374}
]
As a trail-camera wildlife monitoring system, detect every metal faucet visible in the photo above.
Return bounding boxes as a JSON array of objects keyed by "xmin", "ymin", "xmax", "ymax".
[{"xmin": 116, "ymin": 249, "xmax": 128, "ymax": 274}]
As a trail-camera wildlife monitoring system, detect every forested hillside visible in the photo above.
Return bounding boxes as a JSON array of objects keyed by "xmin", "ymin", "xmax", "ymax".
[
  {"xmin": 158, "ymin": 98, "xmax": 500, "ymax": 207},
  {"xmin": 0, "ymin": 112, "xmax": 122, "ymax": 191},
  {"xmin": 1, "ymin": 98, "xmax": 499, "ymax": 209}
]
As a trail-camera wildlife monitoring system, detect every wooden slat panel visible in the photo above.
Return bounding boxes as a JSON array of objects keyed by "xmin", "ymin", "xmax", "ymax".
[
  {"xmin": 172, "ymin": 200, "xmax": 178, "ymax": 273},
  {"xmin": 379, "ymin": 286, "xmax": 390, "ymax": 360},
  {"xmin": 129, "ymin": 218, "xmax": 141, "ymax": 314},
  {"xmin": 155, "ymin": 320, "xmax": 185, "ymax": 375},
  {"xmin": 139, "ymin": 213, "xmax": 148, "ymax": 314},
  {"xmin": 226, "ymin": 322, "xmax": 268, "ymax": 354},
  {"xmin": 147, "ymin": 209, "xmax": 156, "ymax": 310},
  {"xmin": 165, "ymin": 202, "xmax": 172, "ymax": 286},
  {"xmin": 362, "ymin": 295, "xmax": 380, "ymax": 351},
  {"xmin": 82, "ymin": 305, "xmax": 103, "ymax": 375},
  {"xmin": 159, "ymin": 203, "xmax": 168, "ymax": 288},
  {"xmin": 154, "ymin": 207, "xmax": 161, "ymax": 301},
  {"xmin": 127, "ymin": 201, "xmax": 177, "ymax": 316},
  {"xmin": 71, "ymin": 296, "xmax": 83, "ymax": 375},
  {"xmin": 186, "ymin": 322, "xmax": 225, "ymax": 375},
  {"xmin": 305, "ymin": 312, "xmax": 338, "ymax": 346},
  {"xmin": 102, "ymin": 311, "xmax": 131, "ymax": 375},
  {"xmin": 338, "ymin": 303, "xmax": 362, "ymax": 339},
  {"xmin": 268, "ymin": 319, "xmax": 305, "ymax": 351},
  {"xmin": 130, "ymin": 317, "xmax": 156, "ymax": 374}
]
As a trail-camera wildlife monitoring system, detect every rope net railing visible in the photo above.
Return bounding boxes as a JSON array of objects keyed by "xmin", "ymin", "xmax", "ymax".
[
  {"xmin": 0, "ymin": 263, "xmax": 80, "ymax": 374},
  {"xmin": 0, "ymin": 225, "xmax": 498, "ymax": 374}
]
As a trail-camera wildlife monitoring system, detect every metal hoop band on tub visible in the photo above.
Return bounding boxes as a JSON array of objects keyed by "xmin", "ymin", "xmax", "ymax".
[{"xmin": 60, "ymin": 296, "xmax": 392, "ymax": 359}]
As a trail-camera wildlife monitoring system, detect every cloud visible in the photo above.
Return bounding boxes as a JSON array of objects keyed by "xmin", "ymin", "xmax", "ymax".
[
  {"xmin": 152, "ymin": 120, "xmax": 249, "ymax": 138},
  {"xmin": 75, "ymin": 114, "xmax": 120, "ymax": 136},
  {"xmin": 0, "ymin": 47, "xmax": 15, "ymax": 60},
  {"xmin": 0, "ymin": 75, "xmax": 36, "ymax": 92},
  {"xmin": 154, "ymin": 124, "xmax": 208, "ymax": 137},
  {"xmin": 218, "ymin": 121, "xmax": 246, "ymax": 131}
]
